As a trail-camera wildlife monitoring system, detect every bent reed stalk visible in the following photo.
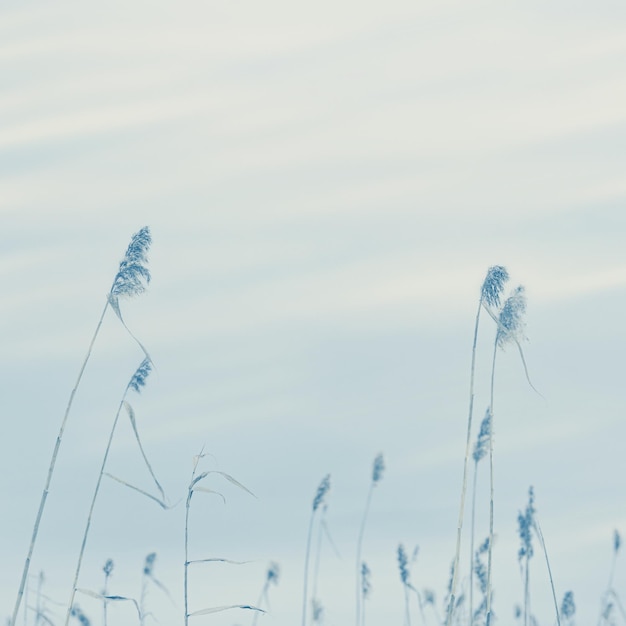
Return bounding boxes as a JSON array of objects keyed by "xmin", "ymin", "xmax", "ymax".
[
  {"xmin": 64, "ymin": 359, "xmax": 152, "ymax": 626},
  {"xmin": 10, "ymin": 226, "xmax": 152, "ymax": 626},
  {"xmin": 446, "ymin": 266, "xmax": 508, "ymax": 626}
]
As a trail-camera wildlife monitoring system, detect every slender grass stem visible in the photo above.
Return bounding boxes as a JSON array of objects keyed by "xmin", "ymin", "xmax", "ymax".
[
  {"xmin": 11, "ymin": 300, "xmax": 109, "ymax": 626},
  {"xmin": 485, "ymin": 339, "xmax": 497, "ymax": 626},
  {"xmin": 356, "ymin": 483, "xmax": 374, "ymax": 626},
  {"xmin": 185, "ymin": 455, "xmax": 201, "ymax": 626},
  {"xmin": 533, "ymin": 520, "xmax": 561, "ymax": 626},
  {"xmin": 447, "ymin": 299, "xmax": 481, "ymax": 626},
  {"xmin": 63, "ymin": 396, "xmax": 128, "ymax": 626},
  {"xmin": 469, "ymin": 462, "xmax": 478, "ymax": 624},
  {"xmin": 302, "ymin": 513, "xmax": 315, "ymax": 626}
]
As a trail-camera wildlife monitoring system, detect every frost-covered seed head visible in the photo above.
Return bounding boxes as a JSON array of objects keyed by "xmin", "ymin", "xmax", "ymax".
[
  {"xmin": 110, "ymin": 226, "xmax": 152, "ymax": 298},
  {"xmin": 128, "ymin": 358, "xmax": 152, "ymax": 394},
  {"xmin": 143, "ymin": 552, "xmax": 156, "ymax": 576},
  {"xmin": 103, "ymin": 559, "xmax": 114, "ymax": 577},
  {"xmin": 517, "ymin": 486, "xmax": 535, "ymax": 562},
  {"xmin": 481, "ymin": 266, "xmax": 509, "ymax": 308},
  {"xmin": 497, "ymin": 286, "xmax": 527, "ymax": 347},
  {"xmin": 473, "ymin": 409, "xmax": 492, "ymax": 463},
  {"xmin": 397, "ymin": 544, "xmax": 411, "ymax": 587},
  {"xmin": 361, "ymin": 562, "xmax": 371, "ymax": 598}
]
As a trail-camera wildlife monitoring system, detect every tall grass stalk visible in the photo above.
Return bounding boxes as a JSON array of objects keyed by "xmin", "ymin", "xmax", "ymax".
[
  {"xmin": 446, "ymin": 267, "xmax": 508, "ymax": 626},
  {"xmin": 355, "ymin": 454, "xmax": 384, "ymax": 626},
  {"xmin": 532, "ymin": 517, "xmax": 561, "ymax": 626},
  {"xmin": 63, "ymin": 359, "xmax": 152, "ymax": 626},
  {"xmin": 485, "ymin": 285, "xmax": 526, "ymax": 626},
  {"xmin": 11, "ymin": 227, "xmax": 151, "ymax": 626},
  {"xmin": 517, "ymin": 486, "xmax": 535, "ymax": 626},
  {"xmin": 302, "ymin": 474, "xmax": 330, "ymax": 626},
  {"xmin": 397, "ymin": 544, "xmax": 413, "ymax": 626}
]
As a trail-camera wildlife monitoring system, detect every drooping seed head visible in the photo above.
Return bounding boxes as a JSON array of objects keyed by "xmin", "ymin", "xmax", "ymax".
[
  {"xmin": 481, "ymin": 266, "xmax": 509, "ymax": 308},
  {"xmin": 372, "ymin": 453, "xmax": 385, "ymax": 484},
  {"xmin": 128, "ymin": 358, "xmax": 152, "ymax": 394},
  {"xmin": 110, "ymin": 226, "xmax": 152, "ymax": 298},
  {"xmin": 312, "ymin": 474, "xmax": 331, "ymax": 512},
  {"xmin": 497, "ymin": 285, "xmax": 527, "ymax": 348},
  {"xmin": 472, "ymin": 408, "xmax": 492, "ymax": 463}
]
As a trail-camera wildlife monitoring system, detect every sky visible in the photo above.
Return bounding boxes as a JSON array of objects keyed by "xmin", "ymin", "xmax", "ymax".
[{"xmin": 1, "ymin": 2, "xmax": 626, "ymax": 625}]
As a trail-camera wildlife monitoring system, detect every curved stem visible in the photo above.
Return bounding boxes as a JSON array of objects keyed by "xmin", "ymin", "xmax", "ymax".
[
  {"xmin": 446, "ymin": 300, "xmax": 482, "ymax": 626},
  {"xmin": 11, "ymin": 299, "xmax": 109, "ymax": 626},
  {"xmin": 469, "ymin": 462, "xmax": 478, "ymax": 624},
  {"xmin": 63, "ymin": 394, "xmax": 128, "ymax": 626}
]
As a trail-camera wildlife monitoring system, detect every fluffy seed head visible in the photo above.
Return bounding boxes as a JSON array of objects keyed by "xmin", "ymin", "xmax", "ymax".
[
  {"xmin": 473, "ymin": 409, "xmax": 492, "ymax": 463},
  {"xmin": 497, "ymin": 285, "xmax": 526, "ymax": 347},
  {"xmin": 128, "ymin": 358, "xmax": 152, "ymax": 394},
  {"xmin": 397, "ymin": 544, "xmax": 411, "ymax": 587},
  {"xmin": 312, "ymin": 474, "xmax": 331, "ymax": 512},
  {"xmin": 110, "ymin": 226, "xmax": 152, "ymax": 298},
  {"xmin": 517, "ymin": 486, "xmax": 536, "ymax": 562},
  {"xmin": 560, "ymin": 591, "xmax": 575, "ymax": 619},
  {"xmin": 481, "ymin": 266, "xmax": 509, "ymax": 308}
]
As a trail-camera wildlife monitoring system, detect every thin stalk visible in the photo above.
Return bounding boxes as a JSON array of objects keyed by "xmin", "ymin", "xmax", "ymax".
[
  {"xmin": 533, "ymin": 520, "xmax": 561, "ymax": 626},
  {"xmin": 446, "ymin": 299, "xmax": 482, "ymax": 626},
  {"xmin": 11, "ymin": 300, "xmax": 109, "ymax": 626},
  {"xmin": 63, "ymin": 394, "xmax": 128, "ymax": 626},
  {"xmin": 103, "ymin": 568, "xmax": 110, "ymax": 626},
  {"xmin": 312, "ymin": 507, "xmax": 325, "ymax": 610},
  {"xmin": 184, "ymin": 456, "xmax": 201, "ymax": 626},
  {"xmin": 356, "ymin": 483, "xmax": 374, "ymax": 626},
  {"xmin": 404, "ymin": 585, "xmax": 411, "ymax": 626},
  {"xmin": 524, "ymin": 552, "xmax": 530, "ymax": 626},
  {"xmin": 469, "ymin": 462, "xmax": 479, "ymax": 624},
  {"xmin": 302, "ymin": 513, "xmax": 315, "ymax": 626},
  {"xmin": 485, "ymin": 339, "xmax": 497, "ymax": 626},
  {"xmin": 252, "ymin": 582, "xmax": 268, "ymax": 626}
]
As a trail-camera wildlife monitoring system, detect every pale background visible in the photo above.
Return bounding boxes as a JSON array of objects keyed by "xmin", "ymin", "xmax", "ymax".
[{"xmin": 1, "ymin": 2, "xmax": 626, "ymax": 625}]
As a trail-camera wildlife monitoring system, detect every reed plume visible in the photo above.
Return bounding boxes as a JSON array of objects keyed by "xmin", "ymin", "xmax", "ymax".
[{"xmin": 11, "ymin": 227, "xmax": 152, "ymax": 626}]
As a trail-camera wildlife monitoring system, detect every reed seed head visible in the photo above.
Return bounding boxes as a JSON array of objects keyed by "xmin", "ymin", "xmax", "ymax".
[
  {"xmin": 372, "ymin": 453, "xmax": 385, "ymax": 484},
  {"xmin": 614, "ymin": 529, "xmax": 621, "ymax": 555},
  {"xmin": 143, "ymin": 552, "xmax": 157, "ymax": 576},
  {"xmin": 110, "ymin": 226, "xmax": 152, "ymax": 298},
  {"xmin": 472, "ymin": 409, "xmax": 492, "ymax": 463},
  {"xmin": 497, "ymin": 285, "xmax": 526, "ymax": 347},
  {"xmin": 361, "ymin": 562, "xmax": 371, "ymax": 598},
  {"xmin": 103, "ymin": 559, "xmax": 114, "ymax": 577},
  {"xmin": 266, "ymin": 562, "xmax": 280, "ymax": 585},
  {"xmin": 481, "ymin": 266, "xmax": 509, "ymax": 308},
  {"xmin": 397, "ymin": 544, "xmax": 411, "ymax": 588},
  {"xmin": 311, "ymin": 599, "xmax": 324, "ymax": 623},
  {"xmin": 128, "ymin": 358, "xmax": 152, "ymax": 394},
  {"xmin": 517, "ymin": 486, "xmax": 535, "ymax": 562},
  {"xmin": 560, "ymin": 591, "xmax": 575, "ymax": 619},
  {"xmin": 423, "ymin": 590, "xmax": 435, "ymax": 606},
  {"xmin": 312, "ymin": 474, "xmax": 331, "ymax": 512},
  {"xmin": 70, "ymin": 605, "xmax": 91, "ymax": 626}
]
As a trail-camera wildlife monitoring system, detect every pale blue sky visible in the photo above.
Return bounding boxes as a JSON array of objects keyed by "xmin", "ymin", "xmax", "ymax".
[{"xmin": 1, "ymin": 2, "xmax": 626, "ymax": 625}]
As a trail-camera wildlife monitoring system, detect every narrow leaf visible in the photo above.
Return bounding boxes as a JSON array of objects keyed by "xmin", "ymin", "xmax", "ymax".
[
  {"xmin": 76, "ymin": 588, "xmax": 141, "ymax": 618},
  {"xmin": 123, "ymin": 401, "xmax": 166, "ymax": 500},
  {"xmin": 104, "ymin": 473, "xmax": 171, "ymax": 509},
  {"xmin": 188, "ymin": 604, "xmax": 264, "ymax": 617},
  {"xmin": 210, "ymin": 471, "xmax": 256, "ymax": 498},
  {"xmin": 192, "ymin": 486, "xmax": 226, "ymax": 504},
  {"xmin": 186, "ymin": 558, "xmax": 251, "ymax": 566}
]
